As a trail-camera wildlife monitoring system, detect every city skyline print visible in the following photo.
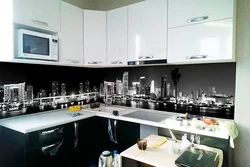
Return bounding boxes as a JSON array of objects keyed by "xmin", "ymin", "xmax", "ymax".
[{"xmin": 0, "ymin": 62, "xmax": 236, "ymax": 119}]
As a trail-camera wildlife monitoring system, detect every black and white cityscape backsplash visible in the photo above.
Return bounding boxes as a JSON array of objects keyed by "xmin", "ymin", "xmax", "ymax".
[{"xmin": 0, "ymin": 62, "xmax": 236, "ymax": 119}]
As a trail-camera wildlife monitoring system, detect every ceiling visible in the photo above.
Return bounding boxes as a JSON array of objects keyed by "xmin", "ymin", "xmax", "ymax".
[{"xmin": 63, "ymin": 0, "xmax": 144, "ymax": 11}]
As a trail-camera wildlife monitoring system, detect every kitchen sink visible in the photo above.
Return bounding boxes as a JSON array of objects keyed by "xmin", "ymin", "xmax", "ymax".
[
  {"xmin": 90, "ymin": 106, "xmax": 137, "ymax": 115},
  {"xmin": 123, "ymin": 110, "xmax": 173, "ymax": 122}
]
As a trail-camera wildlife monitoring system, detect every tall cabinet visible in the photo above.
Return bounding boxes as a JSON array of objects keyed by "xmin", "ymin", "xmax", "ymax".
[
  {"xmin": 107, "ymin": 7, "xmax": 128, "ymax": 66},
  {"xmin": 60, "ymin": 1, "xmax": 84, "ymax": 65},
  {"xmin": 83, "ymin": 10, "xmax": 107, "ymax": 66},
  {"xmin": 128, "ymin": 0, "xmax": 168, "ymax": 62}
]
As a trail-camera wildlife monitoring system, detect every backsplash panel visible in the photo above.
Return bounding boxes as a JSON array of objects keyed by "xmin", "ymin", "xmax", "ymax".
[{"xmin": 0, "ymin": 62, "xmax": 235, "ymax": 119}]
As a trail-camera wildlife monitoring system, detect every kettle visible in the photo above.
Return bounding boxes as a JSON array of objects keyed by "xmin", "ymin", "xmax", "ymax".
[{"xmin": 98, "ymin": 150, "xmax": 113, "ymax": 167}]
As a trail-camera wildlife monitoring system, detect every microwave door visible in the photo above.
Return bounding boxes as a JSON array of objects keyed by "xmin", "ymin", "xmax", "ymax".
[{"xmin": 22, "ymin": 34, "xmax": 51, "ymax": 60}]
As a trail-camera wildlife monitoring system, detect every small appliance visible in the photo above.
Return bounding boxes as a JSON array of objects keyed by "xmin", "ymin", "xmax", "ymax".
[
  {"xmin": 17, "ymin": 29, "xmax": 58, "ymax": 61},
  {"xmin": 98, "ymin": 150, "xmax": 113, "ymax": 167}
]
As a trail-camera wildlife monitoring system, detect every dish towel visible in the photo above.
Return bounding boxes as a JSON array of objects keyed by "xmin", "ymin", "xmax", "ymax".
[
  {"xmin": 219, "ymin": 121, "xmax": 239, "ymax": 148},
  {"xmin": 229, "ymin": 123, "xmax": 239, "ymax": 148}
]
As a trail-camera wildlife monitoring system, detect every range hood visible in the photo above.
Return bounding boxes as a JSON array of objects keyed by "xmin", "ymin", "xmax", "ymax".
[{"xmin": 127, "ymin": 59, "xmax": 167, "ymax": 65}]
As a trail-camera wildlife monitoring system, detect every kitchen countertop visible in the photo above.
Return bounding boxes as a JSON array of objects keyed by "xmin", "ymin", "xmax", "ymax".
[
  {"xmin": 0, "ymin": 105, "xmax": 234, "ymax": 139},
  {"xmin": 0, "ymin": 109, "xmax": 95, "ymax": 133}
]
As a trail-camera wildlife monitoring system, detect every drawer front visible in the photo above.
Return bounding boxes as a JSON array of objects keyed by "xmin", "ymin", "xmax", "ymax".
[{"xmin": 25, "ymin": 126, "xmax": 63, "ymax": 150}]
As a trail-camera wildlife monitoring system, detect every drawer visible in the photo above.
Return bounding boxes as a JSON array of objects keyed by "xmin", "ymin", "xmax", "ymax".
[{"xmin": 25, "ymin": 126, "xmax": 63, "ymax": 150}]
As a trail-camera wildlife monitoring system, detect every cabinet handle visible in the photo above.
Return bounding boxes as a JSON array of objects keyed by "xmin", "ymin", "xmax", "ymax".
[
  {"xmin": 138, "ymin": 55, "xmax": 154, "ymax": 59},
  {"xmin": 108, "ymin": 119, "xmax": 118, "ymax": 144},
  {"xmin": 186, "ymin": 55, "xmax": 208, "ymax": 59},
  {"xmin": 67, "ymin": 59, "xmax": 80, "ymax": 64},
  {"xmin": 41, "ymin": 127, "xmax": 63, "ymax": 135},
  {"xmin": 111, "ymin": 61, "xmax": 123, "ymax": 64},
  {"xmin": 88, "ymin": 61, "xmax": 103, "ymax": 64},
  {"xmin": 30, "ymin": 19, "xmax": 49, "ymax": 27},
  {"xmin": 187, "ymin": 16, "xmax": 209, "ymax": 23},
  {"xmin": 73, "ymin": 122, "xmax": 78, "ymax": 149},
  {"xmin": 114, "ymin": 120, "xmax": 118, "ymax": 144},
  {"xmin": 41, "ymin": 139, "xmax": 63, "ymax": 155}
]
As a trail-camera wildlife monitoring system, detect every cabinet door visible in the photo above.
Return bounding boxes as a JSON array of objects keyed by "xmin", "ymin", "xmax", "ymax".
[
  {"xmin": 107, "ymin": 6, "xmax": 128, "ymax": 66},
  {"xmin": 60, "ymin": 2, "xmax": 83, "ymax": 66},
  {"xmin": 0, "ymin": 1, "xmax": 13, "ymax": 61},
  {"xmin": 168, "ymin": 0, "xmax": 233, "ymax": 28},
  {"xmin": 168, "ymin": 18, "xmax": 233, "ymax": 63},
  {"xmin": 83, "ymin": 10, "xmax": 107, "ymax": 66},
  {"xmin": 128, "ymin": 0, "xmax": 167, "ymax": 61},
  {"xmin": 13, "ymin": 0, "xmax": 61, "ymax": 32}
]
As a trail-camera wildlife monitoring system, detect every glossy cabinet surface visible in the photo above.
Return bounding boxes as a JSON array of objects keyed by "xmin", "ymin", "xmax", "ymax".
[
  {"xmin": 13, "ymin": 0, "xmax": 61, "ymax": 32},
  {"xmin": 0, "ymin": 1, "xmax": 13, "ymax": 61},
  {"xmin": 168, "ymin": 18, "xmax": 233, "ymax": 63},
  {"xmin": 168, "ymin": 0, "xmax": 234, "ymax": 28},
  {"xmin": 107, "ymin": 7, "xmax": 128, "ymax": 66},
  {"xmin": 128, "ymin": 0, "xmax": 167, "ymax": 61},
  {"xmin": 83, "ymin": 10, "xmax": 107, "ymax": 66},
  {"xmin": 60, "ymin": 2, "xmax": 83, "ymax": 65}
]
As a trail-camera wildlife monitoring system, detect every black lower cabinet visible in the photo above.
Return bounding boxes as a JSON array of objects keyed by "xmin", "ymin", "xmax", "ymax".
[
  {"xmin": 88, "ymin": 117, "xmax": 140, "ymax": 165},
  {"xmin": 0, "ymin": 117, "xmax": 140, "ymax": 167},
  {"xmin": 0, "ymin": 122, "xmax": 75, "ymax": 167}
]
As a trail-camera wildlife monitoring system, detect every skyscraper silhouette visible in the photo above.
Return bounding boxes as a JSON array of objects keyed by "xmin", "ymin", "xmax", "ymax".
[
  {"xmin": 123, "ymin": 72, "xmax": 129, "ymax": 95},
  {"xmin": 161, "ymin": 75, "xmax": 167, "ymax": 98},
  {"xmin": 61, "ymin": 83, "xmax": 66, "ymax": 96},
  {"xmin": 167, "ymin": 83, "xmax": 170, "ymax": 96},
  {"xmin": 116, "ymin": 80, "xmax": 122, "ymax": 95},
  {"xmin": 139, "ymin": 76, "xmax": 146, "ymax": 96},
  {"xmin": 52, "ymin": 81, "xmax": 59, "ymax": 96},
  {"xmin": 79, "ymin": 83, "xmax": 84, "ymax": 94},
  {"xmin": 150, "ymin": 80, "xmax": 155, "ymax": 93},
  {"xmin": 85, "ymin": 80, "xmax": 90, "ymax": 93}
]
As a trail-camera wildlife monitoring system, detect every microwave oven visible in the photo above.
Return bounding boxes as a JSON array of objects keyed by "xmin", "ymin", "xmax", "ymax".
[{"xmin": 18, "ymin": 29, "xmax": 59, "ymax": 61}]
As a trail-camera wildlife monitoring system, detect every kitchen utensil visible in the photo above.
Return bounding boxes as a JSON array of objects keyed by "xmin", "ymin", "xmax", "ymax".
[
  {"xmin": 112, "ymin": 110, "xmax": 119, "ymax": 116},
  {"xmin": 95, "ymin": 102, "xmax": 100, "ymax": 107},
  {"xmin": 98, "ymin": 150, "xmax": 113, "ymax": 167}
]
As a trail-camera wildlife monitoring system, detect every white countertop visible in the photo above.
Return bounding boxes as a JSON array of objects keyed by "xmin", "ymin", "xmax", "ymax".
[
  {"xmin": 120, "ymin": 134, "xmax": 223, "ymax": 167},
  {"xmin": 0, "ymin": 109, "xmax": 95, "ymax": 133},
  {"xmin": 0, "ymin": 105, "xmax": 235, "ymax": 140}
]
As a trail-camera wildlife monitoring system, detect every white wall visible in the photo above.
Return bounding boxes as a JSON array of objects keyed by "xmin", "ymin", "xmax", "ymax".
[{"xmin": 234, "ymin": 0, "xmax": 250, "ymax": 166}]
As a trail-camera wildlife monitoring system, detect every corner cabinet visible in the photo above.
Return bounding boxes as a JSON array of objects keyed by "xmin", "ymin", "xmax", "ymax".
[
  {"xmin": 83, "ymin": 10, "xmax": 107, "ymax": 66},
  {"xmin": 13, "ymin": 0, "xmax": 61, "ymax": 32},
  {"xmin": 60, "ymin": 2, "xmax": 84, "ymax": 66},
  {"xmin": 127, "ymin": 0, "xmax": 168, "ymax": 63},
  {"xmin": 107, "ymin": 7, "xmax": 128, "ymax": 66}
]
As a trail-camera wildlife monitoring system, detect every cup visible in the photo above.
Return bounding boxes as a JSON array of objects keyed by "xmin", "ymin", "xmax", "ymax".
[
  {"xmin": 137, "ymin": 139, "xmax": 147, "ymax": 150},
  {"xmin": 219, "ymin": 120, "xmax": 233, "ymax": 132},
  {"xmin": 182, "ymin": 120, "xmax": 188, "ymax": 127},
  {"xmin": 191, "ymin": 118, "xmax": 197, "ymax": 129}
]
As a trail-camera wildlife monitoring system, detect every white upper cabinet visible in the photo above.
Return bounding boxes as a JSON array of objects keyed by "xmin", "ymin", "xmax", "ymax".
[
  {"xmin": 168, "ymin": 18, "xmax": 233, "ymax": 63},
  {"xmin": 107, "ymin": 7, "xmax": 128, "ymax": 66},
  {"xmin": 0, "ymin": 1, "xmax": 13, "ymax": 61},
  {"xmin": 83, "ymin": 10, "xmax": 107, "ymax": 66},
  {"xmin": 168, "ymin": 0, "xmax": 234, "ymax": 28},
  {"xmin": 60, "ymin": 1, "xmax": 83, "ymax": 65},
  {"xmin": 13, "ymin": 0, "xmax": 61, "ymax": 32},
  {"xmin": 128, "ymin": 0, "xmax": 168, "ymax": 62}
]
